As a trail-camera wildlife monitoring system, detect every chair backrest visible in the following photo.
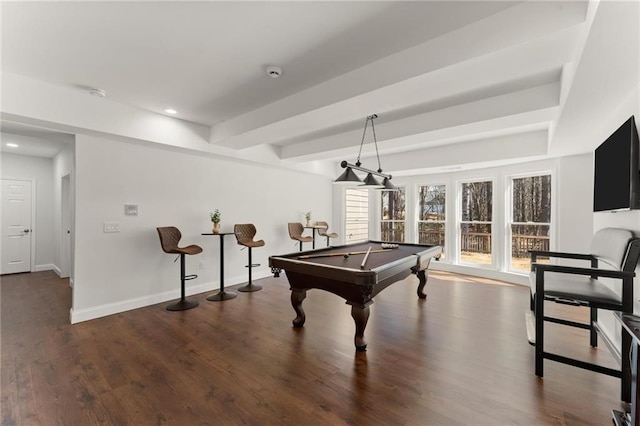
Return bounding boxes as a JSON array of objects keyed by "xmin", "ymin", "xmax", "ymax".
[
  {"xmin": 621, "ymin": 239, "xmax": 640, "ymax": 273},
  {"xmin": 234, "ymin": 223, "xmax": 257, "ymax": 245},
  {"xmin": 316, "ymin": 221, "xmax": 329, "ymax": 237},
  {"xmin": 157, "ymin": 226, "xmax": 181, "ymax": 253},
  {"xmin": 591, "ymin": 228, "xmax": 636, "ymax": 270},
  {"xmin": 288, "ymin": 222, "xmax": 304, "ymax": 239}
]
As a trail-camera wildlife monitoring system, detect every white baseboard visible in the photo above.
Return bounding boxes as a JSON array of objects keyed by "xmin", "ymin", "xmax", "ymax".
[
  {"xmin": 35, "ymin": 263, "xmax": 56, "ymax": 273},
  {"xmin": 69, "ymin": 269, "xmax": 273, "ymax": 324},
  {"xmin": 430, "ymin": 262, "xmax": 529, "ymax": 286}
]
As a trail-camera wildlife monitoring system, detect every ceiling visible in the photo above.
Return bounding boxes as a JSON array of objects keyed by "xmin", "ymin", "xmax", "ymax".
[
  {"xmin": 1, "ymin": 122, "xmax": 73, "ymax": 158},
  {"xmin": 1, "ymin": 1, "xmax": 638, "ymax": 176}
]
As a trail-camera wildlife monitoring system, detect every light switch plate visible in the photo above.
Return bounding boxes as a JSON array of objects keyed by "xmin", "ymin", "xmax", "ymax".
[
  {"xmin": 104, "ymin": 222, "xmax": 120, "ymax": 233},
  {"xmin": 124, "ymin": 204, "xmax": 138, "ymax": 216}
]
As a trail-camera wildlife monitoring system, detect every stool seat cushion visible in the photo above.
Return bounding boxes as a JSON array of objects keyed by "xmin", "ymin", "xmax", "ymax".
[
  {"xmin": 239, "ymin": 239, "xmax": 265, "ymax": 248},
  {"xmin": 172, "ymin": 244, "xmax": 203, "ymax": 255},
  {"xmin": 316, "ymin": 221, "xmax": 338, "ymax": 239}
]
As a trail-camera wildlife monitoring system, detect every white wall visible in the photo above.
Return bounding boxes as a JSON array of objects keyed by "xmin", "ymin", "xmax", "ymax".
[
  {"xmin": 590, "ymin": 87, "xmax": 640, "ymax": 345},
  {"xmin": 1, "ymin": 152, "xmax": 55, "ymax": 271},
  {"xmin": 71, "ymin": 134, "xmax": 333, "ymax": 323},
  {"xmin": 556, "ymin": 153, "xmax": 594, "ymax": 254}
]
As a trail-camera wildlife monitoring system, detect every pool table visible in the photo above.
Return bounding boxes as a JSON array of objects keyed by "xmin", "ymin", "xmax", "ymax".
[{"xmin": 269, "ymin": 240, "xmax": 442, "ymax": 351}]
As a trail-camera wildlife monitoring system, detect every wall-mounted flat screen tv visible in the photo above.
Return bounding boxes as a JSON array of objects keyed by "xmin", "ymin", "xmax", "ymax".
[{"xmin": 593, "ymin": 115, "xmax": 640, "ymax": 212}]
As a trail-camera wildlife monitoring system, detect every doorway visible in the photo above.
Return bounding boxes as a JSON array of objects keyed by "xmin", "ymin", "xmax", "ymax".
[
  {"xmin": 60, "ymin": 174, "xmax": 71, "ymax": 279},
  {"xmin": 1, "ymin": 179, "xmax": 33, "ymax": 274}
]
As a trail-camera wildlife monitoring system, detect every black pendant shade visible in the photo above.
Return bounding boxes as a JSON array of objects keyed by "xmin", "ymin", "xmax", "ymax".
[
  {"xmin": 333, "ymin": 114, "xmax": 397, "ymax": 191},
  {"xmin": 381, "ymin": 177, "xmax": 397, "ymax": 191},
  {"xmin": 361, "ymin": 173, "xmax": 384, "ymax": 188},
  {"xmin": 334, "ymin": 167, "xmax": 363, "ymax": 185}
]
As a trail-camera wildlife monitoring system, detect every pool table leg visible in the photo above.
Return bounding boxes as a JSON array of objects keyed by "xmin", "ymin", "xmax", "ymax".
[
  {"xmin": 416, "ymin": 269, "xmax": 428, "ymax": 299},
  {"xmin": 351, "ymin": 305, "xmax": 370, "ymax": 352},
  {"xmin": 291, "ymin": 288, "xmax": 307, "ymax": 327}
]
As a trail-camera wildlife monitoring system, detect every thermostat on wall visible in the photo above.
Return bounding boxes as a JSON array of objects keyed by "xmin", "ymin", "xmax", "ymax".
[{"xmin": 124, "ymin": 204, "xmax": 138, "ymax": 216}]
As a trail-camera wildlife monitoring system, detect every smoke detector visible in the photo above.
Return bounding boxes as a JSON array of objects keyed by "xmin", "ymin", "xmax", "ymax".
[
  {"xmin": 89, "ymin": 88, "xmax": 106, "ymax": 98},
  {"xmin": 265, "ymin": 66, "xmax": 282, "ymax": 78}
]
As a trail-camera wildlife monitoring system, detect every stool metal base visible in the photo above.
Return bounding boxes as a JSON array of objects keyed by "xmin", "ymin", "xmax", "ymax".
[
  {"xmin": 166, "ymin": 299, "xmax": 199, "ymax": 311},
  {"xmin": 237, "ymin": 283, "xmax": 262, "ymax": 292},
  {"xmin": 207, "ymin": 290, "xmax": 238, "ymax": 301}
]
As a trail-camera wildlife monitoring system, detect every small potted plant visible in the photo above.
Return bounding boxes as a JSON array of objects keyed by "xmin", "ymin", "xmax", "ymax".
[
  {"xmin": 210, "ymin": 209, "xmax": 221, "ymax": 234},
  {"xmin": 305, "ymin": 211, "xmax": 312, "ymax": 226}
]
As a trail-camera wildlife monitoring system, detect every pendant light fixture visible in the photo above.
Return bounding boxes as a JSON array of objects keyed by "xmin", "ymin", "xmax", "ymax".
[{"xmin": 333, "ymin": 114, "xmax": 397, "ymax": 190}]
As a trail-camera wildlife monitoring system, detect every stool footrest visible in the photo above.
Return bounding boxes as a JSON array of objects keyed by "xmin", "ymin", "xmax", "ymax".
[
  {"xmin": 245, "ymin": 263, "xmax": 260, "ymax": 268},
  {"xmin": 185, "ymin": 274, "xmax": 198, "ymax": 281}
]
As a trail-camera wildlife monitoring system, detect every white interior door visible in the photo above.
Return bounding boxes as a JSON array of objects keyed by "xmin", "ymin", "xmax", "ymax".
[
  {"xmin": 60, "ymin": 174, "xmax": 71, "ymax": 278},
  {"xmin": 1, "ymin": 179, "xmax": 33, "ymax": 274}
]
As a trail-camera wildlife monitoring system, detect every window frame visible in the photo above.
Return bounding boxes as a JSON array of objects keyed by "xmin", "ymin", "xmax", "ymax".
[
  {"xmin": 506, "ymin": 171, "xmax": 553, "ymax": 274},
  {"xmin": 380, "ymin": 186, "xmax": 406, "ymax": 243},
  {"xmin": 416, "ymin": 182, "xmax": 447, "ymax": 255},
  {"xmin": 457, "ymin": 178, "xmax": 495, "ymax": 268}
]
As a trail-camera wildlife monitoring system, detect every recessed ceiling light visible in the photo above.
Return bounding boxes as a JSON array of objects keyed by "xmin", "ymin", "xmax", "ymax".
[
  {"xmin": 164, "ymin": 108, "xmax": 177, "ymax": 115},
  {"xmin": 6, "ymin": 143, "xmax": 18, "ymax": 148}
]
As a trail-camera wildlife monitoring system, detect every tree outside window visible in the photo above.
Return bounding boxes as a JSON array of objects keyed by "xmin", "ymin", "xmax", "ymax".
[
  {"xmin": 511, "ymin": 175, "xmax": 551, "ymax": 271},
  {"xmin": 418, "ymin": 184, "xmax": 446, "ymax": 258},
  {"xmin": 460, "ymin": 181, "xmax": 492, "ymax": 266},
  {"xmin": 381, "ymin": 188, "xmax": 405, "ymax": 242}
]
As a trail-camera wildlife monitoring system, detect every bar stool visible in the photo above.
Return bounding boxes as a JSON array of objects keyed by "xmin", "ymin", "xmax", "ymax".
[
  {"xmin": 234, "ymin": 224, "xmax": 264, "ymax": 292},
  {"xmin": 316, "ymin": 221, "xmax": 338, "ymax": 247},
  {"xmin": 288, "ymin": 222, "xmax": 313, "ymax": 251},
  {"xmin": 156, "ymin": 226, "xmax": 202, "ymax": 311}
]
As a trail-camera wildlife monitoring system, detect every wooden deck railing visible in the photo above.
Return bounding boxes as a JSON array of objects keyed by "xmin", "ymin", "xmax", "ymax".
[
  {"xmin": 381, "ymin": 228, "xmax": 549, "ymax": 258},
  {"xmin": 511, "ymin": 234, "xmax": 549, "ymax": 257}
]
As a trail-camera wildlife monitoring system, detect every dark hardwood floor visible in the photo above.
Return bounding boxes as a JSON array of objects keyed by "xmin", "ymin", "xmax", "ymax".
[{"xmin": 1, "ymin": 270, "xmax": 625, "ymax": 425}]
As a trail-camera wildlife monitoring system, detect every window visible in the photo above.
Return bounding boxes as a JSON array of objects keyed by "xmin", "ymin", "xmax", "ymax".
[
  {"xmin": 510, "ymin": 174, "xmax": 551, "ymax": 271},
  {"xmin": 417, "ymin": 184, "xmax": 446, "ymax": 258},
  {"xmin": 345, "ymin": 188, "xmax": 368, "ymax": 243},
  {"xmin": 459, "ymin": 181, "xmax": 492, "ymax": 266},
  {"xmin": 381, "ymin": 188, "xmax": 405, "ymax": 242}
]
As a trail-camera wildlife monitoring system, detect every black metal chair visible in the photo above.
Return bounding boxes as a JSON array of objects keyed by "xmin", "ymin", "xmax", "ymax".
[
  {"xmin": 528, "ymin": 227, "xmax": 640, "ymax": 403},
  {"xmin": 316, "ymin": 221, "xmax": 338, "ymax": 247},
  {"xmin": 156, "ymin": 226, "xmax": 203, "ymax": 311},
  {"xmin": 288, "ymin": 222, "xmax": 313, "ymax": 251},
  {"xmin": 234, "ymin": 224, "xmax": 265, "ymax": 292}
]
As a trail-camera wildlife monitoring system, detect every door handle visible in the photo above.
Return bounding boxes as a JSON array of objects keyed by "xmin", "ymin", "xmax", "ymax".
[{"xmin": 23, "ymin": 229, "xmax": 30, "ymax": 233}]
